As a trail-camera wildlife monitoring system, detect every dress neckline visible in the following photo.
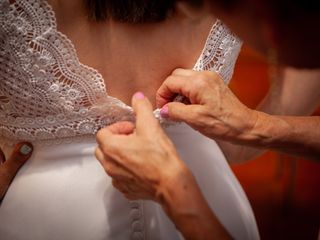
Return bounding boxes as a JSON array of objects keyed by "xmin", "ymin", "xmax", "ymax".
[
  {"xmin": 1, "ymin": 0, "xmax": 241, "ymax": 145},
  {"xmin": 43, "ymin": 0, "xmax": 220, "ymax": 110}
]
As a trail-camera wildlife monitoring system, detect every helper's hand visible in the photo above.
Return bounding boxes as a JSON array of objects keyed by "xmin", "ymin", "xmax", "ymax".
[
  {"xmin": 95, "ymin": 92, "xmax": 192, "ymax": 202},
  {"xmin": 0, "ymin": 142, "xmax": 33, "ymax": 201},
  {"xmin": 156, "ymin": 69, "xmax": 259, "ymax": 144},
  {"xmin": 95, "ymin": 93, "xmax": 231, "ymax": 240}
]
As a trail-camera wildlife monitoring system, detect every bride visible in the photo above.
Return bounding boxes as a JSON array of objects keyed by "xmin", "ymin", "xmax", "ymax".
[{"xmin": 0, "ymin": 0, "xmax": 259, "ymax": 239}]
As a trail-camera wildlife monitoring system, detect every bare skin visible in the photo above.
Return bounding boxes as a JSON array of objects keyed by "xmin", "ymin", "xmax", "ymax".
[
  {"xmin": 0, "ymin": 1, "xmax": 216, "ymax": 201},
  {"xmin": 3, "ymin": 0, "xmax": 319, "ymax": 238},
  {"xmin": 156, "ymin": 69, "xmax": 320, "ymax": 161},
  {"xmin": 96, "ymin": 93, "xmax": 231, "ymax": 240},
  {"xmin": 96, "ymin": 0, "xmax": 320, "ymax": 238},
  {"xmin": 96, "ymin": 68, "xmax": 320, "ymax": 236},
  {"xmin": 0, "ymin": 143, "xmax": 33, "ymax": 202},
  {"xmin": 218, "ymin": 67, "xmax": 320, "ymax": 163},
  {"xmin": 2, "ymin": 1, "xmax": 228, "ymax": 236},
  {"xmin": 47, "ymin": 0, "xmax": 215, "ymax": 106}
]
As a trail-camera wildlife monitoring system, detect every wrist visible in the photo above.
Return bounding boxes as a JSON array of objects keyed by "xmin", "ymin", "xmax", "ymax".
[
  {"xmin": 156, "ymin": 161, "xmax": 194, "ymax": 212},
  {"xmin": 240, "ymin": 110, "xmax": 292, "ymax": 148},
  {"xmin": 225, "ymin": 107, "xmax": 260, "ymax": 144},
  {"xmin": 156, "ymin": 165, "xmax": 230, "ymax": 239}
]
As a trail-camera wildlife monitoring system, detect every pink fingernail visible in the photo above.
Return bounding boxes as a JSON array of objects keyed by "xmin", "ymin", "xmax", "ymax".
[
  {"xmin": 160, "ymin": 105, "xmax": 169, "ymax": 118},
  {"xmin": 133, "ymin": 92, "xmax": 145, "ymax": 100}
]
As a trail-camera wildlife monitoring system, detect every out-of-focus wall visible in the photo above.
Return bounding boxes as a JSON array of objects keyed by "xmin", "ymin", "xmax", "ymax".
[{"xmin": 230, "ymin": 45, "xmax": 320, "ymax": 240}]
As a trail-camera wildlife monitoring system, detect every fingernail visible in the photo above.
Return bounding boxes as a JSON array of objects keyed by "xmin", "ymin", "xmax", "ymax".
[
  {"xmin": 160, "ymin": 105, "xmax": 169, "ymax": 118},
  {"xmin": 133, "ymin": 92, "xmax": 145, "ymax": 100},
  {"xmin": 19, "ymin": 144, "xmax": 32, "ymax": 155}
]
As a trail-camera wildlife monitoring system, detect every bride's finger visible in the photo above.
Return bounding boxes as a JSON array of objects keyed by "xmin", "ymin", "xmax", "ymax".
[
  {"xmin": 0, "ymin": 148, "xmax": 5, "ymax": 164},
  {"xmin": 5, "ymin": 142, "xmax": 33, "ymax": 170},
  {"xmin": 0, "ymin": 142, "xmax": 33, "ymax": 200}
]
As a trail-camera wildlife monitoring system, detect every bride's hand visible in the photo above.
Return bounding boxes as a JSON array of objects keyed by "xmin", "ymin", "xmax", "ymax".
[
  {"xmin": 0, "ymin": 142, "xmax": 33, "ymax": 201},
  {"xmin": 95, "ymin": 92, "xmax": 192, "ymax": 202},
  {"xmin": 156, "ymin": 68, "xmax": 259, "ymax": 144}
]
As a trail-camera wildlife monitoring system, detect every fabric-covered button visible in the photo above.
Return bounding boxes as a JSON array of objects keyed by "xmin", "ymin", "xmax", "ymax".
[
  {"xmin": 129, "ymin": 201, "xmax": 140, "ymax": 208},
  {"xmin": 130, "ymin": 208, "xmax": 141, "ymax": 220},
  {"xmin": 131, "ymin": 231, "xmax": 144, "ymax": 240},
  {"xmin": 131, "ymin": 220, "xmax": 143, "ymax": 231}
]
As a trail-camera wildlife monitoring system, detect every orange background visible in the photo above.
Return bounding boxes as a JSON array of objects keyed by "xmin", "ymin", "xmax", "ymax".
[{"xmin": 230, "ymin": 45, "xmax": 320, "ymax": 240}]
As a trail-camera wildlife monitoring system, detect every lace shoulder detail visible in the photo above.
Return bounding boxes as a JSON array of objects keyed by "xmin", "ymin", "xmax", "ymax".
[
  {"xmin": 193, "ymin": 20, "xmax": 242, "ymax": 84},
  {"xmin": 0, "ymin": 0, "xmax": 134, "ymax": 145},
  {"xmin": 0, "ymin": 0, "xmax": 241, "ymax": 145},
  {"xmin": 171, "ymin": 20, "xmax": 242, "ymax": 108}
]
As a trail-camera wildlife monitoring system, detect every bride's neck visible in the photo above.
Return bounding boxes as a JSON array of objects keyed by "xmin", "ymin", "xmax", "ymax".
[
  {"xmin": 47, "ymin": 0, "xmax": 212, "ymax": 27},
  {"xmin": 47, "ymin": 0, "xmax": 87, "ymax": 22}
]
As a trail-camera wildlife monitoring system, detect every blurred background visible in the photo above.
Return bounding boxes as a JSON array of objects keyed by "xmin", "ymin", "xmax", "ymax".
[{"xmin": 230, "ymin": 45, "xmax": 320, "ymax": 240}]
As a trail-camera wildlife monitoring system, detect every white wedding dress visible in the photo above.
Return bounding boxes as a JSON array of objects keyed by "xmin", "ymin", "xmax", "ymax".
[{"xmin": 0, "ymin": 0, "xmax": 260, "ymax": 239}]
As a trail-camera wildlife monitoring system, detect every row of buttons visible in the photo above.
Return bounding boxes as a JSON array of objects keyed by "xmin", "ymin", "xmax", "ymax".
[{"xmin": 130, "ymin": 201, "xmax": 145, "ymax": 240}]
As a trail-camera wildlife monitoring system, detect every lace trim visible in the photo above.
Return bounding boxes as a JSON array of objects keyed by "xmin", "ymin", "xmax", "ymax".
[
  {"xmin": 0, "ymin": 0, "xmax": 134, "ymax": 145},
  {"xmin": 193, "ymin": 19, "xmax": 242, "ymax": 84},
  {"xmin": 0, "ymin": 0, "xmax": 241, "ymax": 146}
]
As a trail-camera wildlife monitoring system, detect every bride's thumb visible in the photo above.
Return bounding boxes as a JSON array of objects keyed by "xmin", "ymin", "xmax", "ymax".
[
  {"xmin": 6, "ymin": 143, "xmax": 33, "ymax": 169},
  {"xmin": 0, "ymin": 143, "xmax": 33, "ymax": 201}
]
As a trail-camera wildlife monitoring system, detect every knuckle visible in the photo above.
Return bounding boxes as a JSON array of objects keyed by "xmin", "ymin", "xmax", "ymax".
[
  {"xmin": 199, "ymin": 74, "xmax": 210, "ymax": 87},
  {"xmin": 194, "ymin": 75, "xmax": 210, "ymax": 89},
  {"xmin": 189, "ymin": 107, "xmax": 209, "ymax": 126},
  {"xmin": 155, "ymin": 94, "xmax": 165, "ymax": 107},
  {"xmin": 104, "ymin": 162, "xmax": 115, "ymax": 176},
  {"xmin": 204, "ymin": 70, "xmax": 217, "ymax": 79},
  {"xmin": 111, "ymin": 179, "xmax": 120, "ymax": 188},
  {"xmin": 94, "ymin": 148, "xmax": 103, "ymax": 162},
  {"xmin": 101, "ymin": 141, "xmax": 115, "ymax": 156},
  {"xmin": 96, "ymin": 129, "xmax": 106, "ymax": 144},
  {"xmin": 171, "ymin": 69, "xmax": 179, "ymax": 75},
  {"xmin": 166, "ymin": 75, "xmax": 178, "ymax": 84}
]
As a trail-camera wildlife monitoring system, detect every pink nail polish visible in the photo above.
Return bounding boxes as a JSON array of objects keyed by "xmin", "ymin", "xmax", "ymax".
[
  {"xmin": 160, "ymin": 106, "xmax": 169, "ymax": 118},
  {"xmin": 133, "ymin": 92, "xmax": 145, "ymax": 100}
]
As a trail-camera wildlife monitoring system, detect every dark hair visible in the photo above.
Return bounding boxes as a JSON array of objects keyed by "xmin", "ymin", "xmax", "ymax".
[{"xmin": 85, "ymin": 0, "xmax": 202, "ymax": 22}]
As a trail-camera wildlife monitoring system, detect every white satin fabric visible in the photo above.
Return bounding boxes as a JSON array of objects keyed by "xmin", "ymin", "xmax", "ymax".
[
  {"xmin": 0, "ymin": 123, "xmax": 259, "ymax": 240},
  {"xmin": 0, "ymin": 1, "xmax": 258, "ymax": 239}
]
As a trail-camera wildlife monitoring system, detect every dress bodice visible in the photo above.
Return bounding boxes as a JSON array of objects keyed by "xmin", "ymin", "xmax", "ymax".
[
  {"xmin": 0, "ymin": 0, "xmax": 242, "ymax": 145},
  {"xmin": 0, "ymin": 4, "xmax": 262, "ymax": 239}
]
